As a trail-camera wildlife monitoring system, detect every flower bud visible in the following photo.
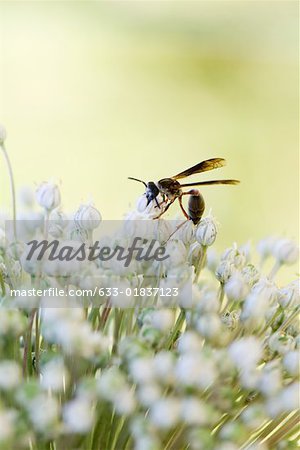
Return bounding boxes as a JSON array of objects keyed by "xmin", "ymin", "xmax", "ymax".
[
  {"xmin": 74, "ymin": 203, "xmax": 101, "ymax": 231},
  {"xmin": 195, "ymin": 215, "xmax": 217, "ymax": 246},
  {"xmin": 272, "ymin": 238, "xmax": 299, "ymax": 265},
  {"xmin": 215, "ymin": 260, "xmax": 235, "ymax": 284},
  {"xmin": 241, "ymin": 264, "xmax": 260, "ymax": 287},
  {"xmin": 48, "ymin": 209, "xmax": 67, "ymax": 238},
  {"xmin": 36, "ymin": 182, "xmax": 61, "ymax": 211},
  {"xmin": 278, "ymin": 280, "xmax": 299, "ymax": 308},
  {"xmin": 221, "ymin": 244, "xmax": 246, "ymax": 269},
  {"xmin": 257, "ymin": 236, "xmax": 278, "ymax": 260},
  {"xmin": 268, "ymin": 332, "xmax": 295, "ymax": 355},
  {"xmin": 0, "ymin": 124, "xmax": 7, "ymax": 144}
]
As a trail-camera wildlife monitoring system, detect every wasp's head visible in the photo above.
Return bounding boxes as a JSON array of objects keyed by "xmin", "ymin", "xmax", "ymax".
[
  {"xmin": 128, "ymin": 177, "xmax": 160, "ymax": 206},
  {"xmin": 145, "ymin": 182, "xmax": 160, "ymax": 206}
]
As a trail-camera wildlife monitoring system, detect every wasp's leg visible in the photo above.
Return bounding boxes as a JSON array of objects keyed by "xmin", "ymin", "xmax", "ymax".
[
  {"xmin": 178, "ymin": 195, "xmax": 189, "ymax": 219},
  {"xmin": 162, "ymin": 220, "xmax": 190, "ymax": 245},
  {"xmin": 154, "ymin": 197, "xmax": 161, "ymax": 209},
  {"xmin": 181, "ymin": 189, "xmax": 201, "ymax": 196},
  {"xmin": 153, "ymin": 199, "xmax": 175, "ymax": 219}
]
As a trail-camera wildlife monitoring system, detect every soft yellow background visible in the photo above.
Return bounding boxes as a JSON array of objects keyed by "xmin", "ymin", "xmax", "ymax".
[{"xmin": 0, "ymin": 2, "xmax": 298, "ymax": 257}]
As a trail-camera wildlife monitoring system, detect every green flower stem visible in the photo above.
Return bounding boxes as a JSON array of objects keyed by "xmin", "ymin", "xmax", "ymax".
[
  {"xmin": 195, "ymin": 245, "xmax": 207, "ymax": 283},
  {"xmin": 34, "ymin": 310, "xmax": 40, "ymax": 375},
  {"xmin": 113, "ymin": 417, "xmax": 131, "ymax": 450},
  {"xmin": 22, "ymin": 309, "xmax": 36, "ymax": 378},
  {"xmin": 112, "ymin": 309, "xmax": 123, "ymax": 354},
  {"xmin": 0, "ymin": 270, "xmax": 6, "ymax": 296},
  {"xmin": 1, "ymin": 143, "xmax": 17, "ymax": 242},
  {"xmin": 166, "ymin": 309, "xmax": 186, "ymax": 350},
  {"xmin": 276, "ymin": 305, "xmax": 300, "ymax": 333},
  {"xmin": 268, "ymin": 260, "xmax": 281, "ymax": 280},
  {"xmin": 164, "ymin": 425, "xmax": 185, "ymax": 450}
]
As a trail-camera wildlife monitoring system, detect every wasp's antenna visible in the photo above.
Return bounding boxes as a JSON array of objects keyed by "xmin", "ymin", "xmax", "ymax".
[{"xmin": 128, "ymin": 177, "xmax": 147, "ymax": 187}]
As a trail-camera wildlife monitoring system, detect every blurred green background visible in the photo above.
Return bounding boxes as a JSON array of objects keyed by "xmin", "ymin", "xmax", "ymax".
[{"xmin": 0, "ymin": 2, "xmax": 298, "ymax": 253}]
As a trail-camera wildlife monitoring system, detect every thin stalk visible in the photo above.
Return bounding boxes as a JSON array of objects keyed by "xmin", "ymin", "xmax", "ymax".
[
  {"xmin": 276, "ymin": 305, "xmax": 300, "ymax": 333},
  {"xmin": 1, "ymin": 143, "xmax": 17, "ymax": 241},
  {"xmin": 268, "ymin": 260, "xmax": 281, "ymax": 280},
  {"xmin": 165, "ymin": 309, "xmax": 186, "ymax": 350},
  {"xmin": 195, "ymin": 245, "xmax": 207, "ymax": 283},
  {"xmin": 35, "ymin": 310, "xmax": 40, "ymax": 375},
  {"xmin": 22, "ymin": 309, "xmax": 36, "ymax": 377}
]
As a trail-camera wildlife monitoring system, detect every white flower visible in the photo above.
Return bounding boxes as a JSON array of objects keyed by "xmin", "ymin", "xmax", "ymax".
[
  {"xmin": 136, "ymin": 195, "xmax": 148, "ymax": 213},
  {"xmin": 0, "ymin": 361, "xmax": 21, "ymax": 390},
  {"xmin": 257, "ymin": 236, "xmax": 279, "ymax": 260},
  {"xmin": 29, "ymin": 395, "xmax": 60, "ymax": 432},
  {"xmin": 63, "ymin": 397, "xmax": 94, "ymax": 433},
  {"xmin": 48, "ymin": 209, "xmax": 67, "ymax": 238},
  {"xmin": 229, "ymin": 337, "xmax": 263, "ymax": 372},
  {"xmin": 196, "ymin": 288, "xmax": 220, "ymax": 314},
  {"xmin": 176, "ymin": 353, "xmax": 217, "ymax": 389},
  {"xmin": 164, "ymin": 240, "xmax": 187, "ymax": 269},
  {"xmin": 136, "ymin": 194, "xmax": 163, "ymax": 219},
  {"xmin": 137, "ymin": 383, "xmax": 162, "ymax": 407},
  {"xmin": 134, "ymin": 435, "xmax": 160, "ymax": 450},
  {"xmin": 242, "ymin": 278, "xmax": 278, "ymax": 321},
  {"xmin": 41, "ymin": 358, "xmax": 69, "ymax": 392},
  {"xmin": 267, "ymin": 381, "xmax": 300, "ymax": 416},
  {"xmin": 177, "ymin": 220, "xmax": 195, "ymax": 245},
  {"xmin": 177, "ymin": 331, "xmax": 203, "ymax": 354},
  {"xmin": 114, "ymin": 387, "xmax": 136, "ymax": 415},
  {"xmin": 196, "ymin": 314, "xmax": 222, "ymax": 339},
  {"xmin": 0, "ymin": 409, "xmax": 15, "ymax": 442},
  {"xmin": 130, "ymin": 357, "xmax": 155, "ymax": 384},
  {"xmin": 279, "ymin": 381, "xmax": 299, "ymax": 411},
  {"xmin": 149, "ymin": 397, "xmax": 181, "ymax": 429},
  {"xmin": 0, "ymin": 124, "xmax": 7, "ymax": 144},
  {"xmin": 196, "ymin": 215, "xmax": 217, "ymax": 246},
  {"xmin": 268, "ymin": 332, "xmax": 295, "ymax": 355},
  {"xmin": 181, "ymin": 397, "xmax": 208, "ymax": 425},
  {"xmin": 278, "ymin": 280, "xmax": 300, "ymax": 308},
  {"xmin": 283, "ymin": 350, "xmax": 300, "ymax": 376},
  {"xmin": 221, "ymin": 244, "xmax": 246, "ymax": 269},
  {"xmin": 241, "ymin": 404, "xmax": 267, "ymax": 429},
  {"xmin": 241, "ymin": 264, "xmax": 260, "ymax": 287},
  {"xmin": 272, "ymin": 238, "xmax": 299, "ymax": 265},
  {"xmin": 215, "ymin": 260, "xmax": 235, "ymax": 284},
  {"xmin": 97, "ymin": 367, "xmax": 127, "ymax": 401},
  {"xmin": 153, "ymin": 351, "xmax": 176, "ymax": 384},
  {"xmin": 258, "ymin": 362, "xmax": 282, "ymax": 397},
  {"xmin": 74, "ymin": 203, "xmax": 101, "ymax": 231},
  {"xmin": 151, "ymin": 309, "xmax": 175, "ymax": 332},
  {"xmin": 36, "ymin": 182, "xmax": 61, "ymax": 211},
  {"xmin": 0, "ymin": 310, "xmax": 26, "ymax": 337},
  {"xmin": 225, "ymin": 272, "xmax": 249, "ymax": 301}
]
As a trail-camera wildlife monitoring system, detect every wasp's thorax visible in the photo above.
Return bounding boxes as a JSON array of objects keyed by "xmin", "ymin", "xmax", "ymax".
[{"xmin": 157, "ymin": 178, "xmax": 182, "ymax": 201}]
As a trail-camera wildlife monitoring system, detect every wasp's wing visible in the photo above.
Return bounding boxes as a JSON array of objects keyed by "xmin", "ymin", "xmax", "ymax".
[
  {"xmin": 172, "ymin": 158, "xmax": 226, "ymax": 180},
  {"xmin": 180, "ymin": 179, "xmax": 240, "ymax": 187}
]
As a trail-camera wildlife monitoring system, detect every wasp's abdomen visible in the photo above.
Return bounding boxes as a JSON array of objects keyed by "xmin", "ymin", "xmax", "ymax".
[{"xmin": 188, "ymin": 191, "xmax": 205, "ymax": 224}]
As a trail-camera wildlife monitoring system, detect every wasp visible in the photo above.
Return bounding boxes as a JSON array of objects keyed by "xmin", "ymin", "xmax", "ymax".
[{"xmin": 129, "ymin": 158, "xmax": 239, "ymax": 222}]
